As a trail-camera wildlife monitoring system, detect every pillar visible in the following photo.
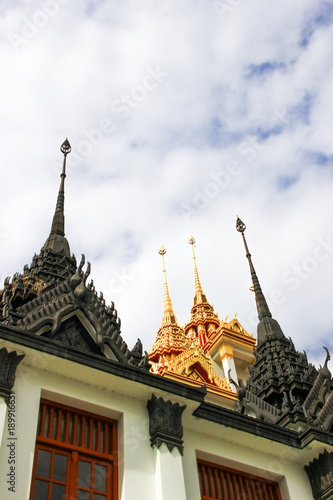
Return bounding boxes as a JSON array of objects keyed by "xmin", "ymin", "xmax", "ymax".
[
  {"xmin": 147, "ymin": 394, "xmax": 187, "ymax": 500},
  {"xmin": 219, "ymin": 344, "xmax": 238, "ymax": 391}
]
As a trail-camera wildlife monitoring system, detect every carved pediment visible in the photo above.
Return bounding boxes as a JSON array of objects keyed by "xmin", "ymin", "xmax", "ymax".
[
  {"xmin": 160, "ymin": 346, "xmax": 230, "ymax": 391},
  {"xmin": 226, "ymin": 317, "xmax": 251, "ymax": 337},
  {"xmin": 42, "ymin": 316, "xmax": 102, "ymax": 355},
  {"xmin": 183, "ymin": 366, "xmax": 208, "ymax": 383},
  {"xmin": 1, "ymin": 255, "xmax": 148, "ymax": 368}
]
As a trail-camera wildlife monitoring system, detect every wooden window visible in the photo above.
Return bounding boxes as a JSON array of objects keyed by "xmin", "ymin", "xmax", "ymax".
[
  {"xmin": 29, "ymin": 400, "xmax": 118, "ymax": 500},
  {"xmin": 198, "ymin": 459, "xmax": 282, "ymax": 500}
]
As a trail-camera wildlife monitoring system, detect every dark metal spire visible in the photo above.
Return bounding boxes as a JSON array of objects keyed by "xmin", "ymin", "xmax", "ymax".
[
  {"xmin": 42, "ymin": 139, "xmax": 71, "ymax": 257},
  {"xmin": 236, "ymin": 216, "xmax": 285, "ymax": 345}
]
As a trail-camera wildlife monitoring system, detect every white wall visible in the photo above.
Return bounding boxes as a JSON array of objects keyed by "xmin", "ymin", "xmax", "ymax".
[
  {"xmin": 182, "ymin": 428, "xmax": 314, "ymax": 500},
  {"xmin": 0, "ymin": 349, "xmax": 315, "ymax": 500}
]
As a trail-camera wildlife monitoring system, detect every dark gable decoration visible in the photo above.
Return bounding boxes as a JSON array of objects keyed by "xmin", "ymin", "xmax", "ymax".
[
  {"xmin": 0, "ymin": 347, "xmax": 24, "ymax": 405},
  {"xmin": 0, "ymin": 140, "xmax": 148, "ymax": 370},
  {"xmin": 147, "ymin": 394, "xmax": 186, "ymax": 455},
  {"xmin": 235, "ymin": 218, "xmax": 333, "ymax": 433},
  {"xmin": 305, "ymin": 449, "xmax": 333, "ymax": 500}
]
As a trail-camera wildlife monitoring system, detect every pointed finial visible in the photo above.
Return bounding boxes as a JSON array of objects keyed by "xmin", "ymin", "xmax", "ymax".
[
  {"xmin": 159, "ymin": 245, "xmax": 166, "ymax": 257},
  {"xmin": 236, "ymin": 216, "xmax": 270, "ymax": 318},
  {"xmin": 42, "ymin": 139, "xmax": 72, "ymax": 256},
  {"xmin": 236, "ymin": 216, "xmax": 285, "ymax": 345},
  {"xmin": 236, "ymin": 216, "xmax": 246, "ymax": 234},
  {"xmin": 189, "ymin": 235, "xmax": 204, "ymax": 297},
  {"xmin": 60, "ymin": 138, "xmax": 71, "ymax": 156},
  {"xmin": 236, "ymin": 217, "xmax": 255, "ymax": 274},
  {"xmin": 159, "ymin": 246, "xmax": 177, "ymax": 325}
]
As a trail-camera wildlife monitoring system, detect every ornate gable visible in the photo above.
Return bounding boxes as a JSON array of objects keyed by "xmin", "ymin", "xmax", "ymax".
[{"xmin": 0, "ymin": 140, "xmax": 148, "ymax": 369}]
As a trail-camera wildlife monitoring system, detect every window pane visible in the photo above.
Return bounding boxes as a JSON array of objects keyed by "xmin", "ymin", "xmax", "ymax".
[
  {"xmin": 52, "ymin": 410, "xmax": 58, "ymax": 439},
  {"xmin": 51, "ymin": 483, "xmax": 66, "ymax": 500},
  {"xmin": 53, "ymin": 453, "xmax": 68, "ymax": 481},
  {"xmin": 108, "ymin": 425, "xmax": 113, "ymax": 454},
  {"xmin": 44, "ymin": 408, "xmax": 49, "ymax": 437},
  {"xmin": 33, "ymin": 479, "xmax": 49, "ymax": 499},
  {"xmin": 68, "ymin": 414, "xmax": 73, "ymax": 444},
  {"xmin": 93, "ymin": 421, "xmax": 97, "ymax": 450},
  {"xmin": 36, "ymin": 450, "xmax": 51, "ymax": 478},
  {"xmin": 77, "ymin": 490, "xmax": 91, "ymax": 500},
  {"xmin": 78, "ymin": 460, "xmax": 92, "ymax": 488},
  {"xmin": 100, "ymin": 424, "xmax": 104, "ymax": 453},
  {"xmin": 77, "ymin": 417, "xmax": 82, "ymax": 446},
  {"xmin": 94, "ymin": 464, "xmax": 107, "ymax": 492},
  {"xmin": 85, "ymin": 418, "xmax": 89, "ymax": 448},
  {"xmin": 60, "ymin": 412, "xmax": 66, "ymax": 441},
  {"xmin": 94, "ymin": 495, "xmax": 106, "ymax": 500}
]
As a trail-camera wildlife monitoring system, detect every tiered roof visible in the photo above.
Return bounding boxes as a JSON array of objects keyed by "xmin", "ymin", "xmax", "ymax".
[{"xmin": 0, "ymin": 140, "xmax": 147, "ymax": 368}]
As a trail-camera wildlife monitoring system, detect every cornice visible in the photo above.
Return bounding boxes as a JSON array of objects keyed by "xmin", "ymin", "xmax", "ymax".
[
  {"xmin": 193, "ymin": 401, "xmax": 333, "ymax": 449},
  {"xmin": 0, "ymin": 324, "xmax": 206, "ymax": 403}
]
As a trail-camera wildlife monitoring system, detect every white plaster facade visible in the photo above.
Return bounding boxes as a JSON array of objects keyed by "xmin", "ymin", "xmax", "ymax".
[{"xmin": 0, "ymin": 338, "xmax": 324, "ymax": 500}]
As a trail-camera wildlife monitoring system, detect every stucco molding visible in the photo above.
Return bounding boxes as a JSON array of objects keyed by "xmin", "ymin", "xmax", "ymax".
[
  {"xmin": 147, "ymin": 394, "xmax": 186, "ymax": 455},
  {"xmin": 0, "ymin": 347, "xmax": 25, "ymax": 404},
  {"xmin": 305, "ymin": 449, "xmax": 333, "ymax": 500}
]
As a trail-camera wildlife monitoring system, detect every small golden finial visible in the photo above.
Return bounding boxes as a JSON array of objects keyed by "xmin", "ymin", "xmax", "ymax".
[
  {"xmin": 234, "ymin": 311, "xmax": 238, "ymax": 319},
  {"xmin": 189, "ymin": 235, "xmax": 203, "ymax": 296},
  {"xmin": 158, "ymin": 246, "xmax": 177, "ymax": 324},
  {"xmin": 159, "ymin": 245, "xmax": 166, "ymax": 265}
]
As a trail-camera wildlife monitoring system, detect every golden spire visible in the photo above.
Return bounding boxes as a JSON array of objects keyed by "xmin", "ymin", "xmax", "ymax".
[
  {"xmin": 189, "ymin": 236, "xmax": 207, "ymax": 305},
  {"xmin": 189, "ymin": 236, "xmax": 203, "ymax": 295},
  {"xmin": 159, "ymin": 246, "xmax": 177, "ymax": 325}
]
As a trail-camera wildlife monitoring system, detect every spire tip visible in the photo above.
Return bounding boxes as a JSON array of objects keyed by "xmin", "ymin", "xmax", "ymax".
[
  {"xmin": 60, "ymin": 138, "xmax": 71, "ymax": 156},
  {"xmin": 236, "ymin": 216, "xmax": 246, "ymax": 234}
]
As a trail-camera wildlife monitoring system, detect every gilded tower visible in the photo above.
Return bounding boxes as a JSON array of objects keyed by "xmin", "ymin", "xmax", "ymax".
[{"xmin": 148, "ymin": 238, "xmax": 257, "ymax": 404}]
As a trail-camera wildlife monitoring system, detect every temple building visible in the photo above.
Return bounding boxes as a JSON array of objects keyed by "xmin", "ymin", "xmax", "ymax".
[{"xmin": 0, "ymin": 140, "xmax": 332, "ymax": 500}]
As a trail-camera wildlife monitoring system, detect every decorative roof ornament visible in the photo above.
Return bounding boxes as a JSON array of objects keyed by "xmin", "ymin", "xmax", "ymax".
[
  {"xmin": 42, "ymin": 139, "xmax": 72, "ymax": 257},
  {"xmin": 303, "ymin": 347, "xmax": 331, "ymax": 413},
  {"xmin": 149, "ymin": 247, "xmax": 190, "ymax": 365},
  {"xmin": 188, "ymin": 236, "xmax": 207, "ymax": 305},
  {"xmin": 236, "ymin": 216, "xmax": 285, "ymax": 345},
  {"xmin": 159, "ymin": 246, "xmax": 177, "ymax": 325},
  {"xmin": 236, "ymin": 217, "xmax": 255, "ymax": 275},
  {"xmin": 60, "ymin": 138, "xmax": 71, "ymax": 156}
]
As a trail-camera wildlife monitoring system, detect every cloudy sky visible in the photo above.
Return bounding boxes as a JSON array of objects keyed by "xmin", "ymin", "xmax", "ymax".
[{"xmin": 1, "ymin": 0, "xmax": 333, "ymax": 367}]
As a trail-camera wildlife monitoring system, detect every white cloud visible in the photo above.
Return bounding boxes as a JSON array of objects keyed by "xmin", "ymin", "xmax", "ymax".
[{"xmin": 0, "ymin": 0, "xmax": 332, "ymax": 368}]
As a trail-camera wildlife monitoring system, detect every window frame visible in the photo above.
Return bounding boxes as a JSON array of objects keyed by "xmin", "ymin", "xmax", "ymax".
[
  {"xmin": 197, "ymin": 459, "xmax": 282, "ymax": 500},
  {"xmin": 29, "ymin": 399, "xmax": 118, "ymax": 500}
]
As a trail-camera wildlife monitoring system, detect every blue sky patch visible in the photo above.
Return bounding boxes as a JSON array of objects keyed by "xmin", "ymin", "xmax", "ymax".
[
  {"xmin": 306, "ymin": 151, "xmax": 333, "ymax": 166},
  {"xmin": 246, "ymin": 61, "xmax": 286, "ymax": 78},
  {"xmin": 277, "ymin": 175, "xmax": 298, "ymax": 190},
  {"xmin": 300, "ymin": 2, "xmax": 333, "ymax": 46},
  {"xmin": 205, "ymin": 118, "xmax": 245, "ymax": 147},
  {"xmin": 289, "ymin": 93, "xmax": 312, "ymax": 125}
]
